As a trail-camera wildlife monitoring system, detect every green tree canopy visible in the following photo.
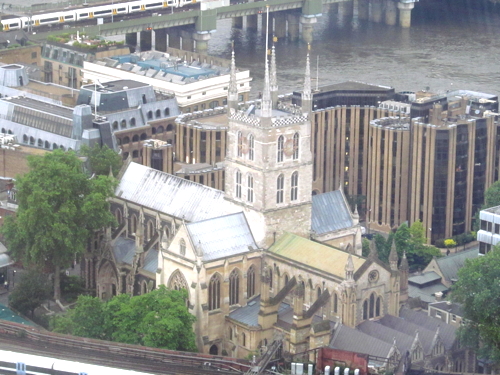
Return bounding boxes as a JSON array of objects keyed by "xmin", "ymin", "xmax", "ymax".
[
  {"xmin": 485, "ymin": 181, "xmax": 500, "ymax": 208},
  {"xmin": 8, "ymin": 268, "xmax": 51, "ymax": 318},
  {"xmin": 80, "ymin": 144, "xmax": 122, "ymax": 177},
  {"xmin": 2, "ymin": 150, "xmax": 116, "ymax": 301},
  {"xmin": 53, "ymin": 286, "xmax": 197, "ymax": 351},
  {"xmin": 451, "ymin": 247, "xmax": 500, "ymax": 363}
]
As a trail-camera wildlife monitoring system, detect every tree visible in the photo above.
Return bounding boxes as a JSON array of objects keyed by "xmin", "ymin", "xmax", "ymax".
[
  {"xmin": 52, "ymin": 286, "xmax": 197, "ymax": 351},
  {"xmin": 8, "ymin": 269, "xmax": 51, "ymax": 318},
  {"xmin": 2, "ymin": 150, "xmax": 116, "ymax": 301},
  {"xmin": 485, "ymin": 181, "xmax": 500, "ymax": 208},
  {"xmin": 362, "ymin": 238, "xmax": 370, "ymax": 257},
  {"xmin": 79, "ymin": 144, "xmax": 122, "ymax": 177},
  {"xmin": 451, "ymin": 247, "xmax": 500, "ymax": 364},
  {"xmin": 444, "ymin": 239, "xmax": 457, "ymax": 249}
]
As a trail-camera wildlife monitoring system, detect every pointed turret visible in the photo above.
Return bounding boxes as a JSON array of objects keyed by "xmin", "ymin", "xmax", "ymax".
[
  {"xmin": 345, "ymin": 250, "xmax": 355, "ymax": 282},
  {"xmin": 389, "ymin": 240, "xmax": 399, "ymax": 271},
  {"xmin": 227, "ymin": 47, "xmax": 239, "ymax": 112},
  {"xmin": 261, "ymin": 57, "xmax": 272, "ymax": 118},
  {"xmin": 302, "ymin": 50, "xmax": 312, "ymax": 115},
  {"xmin": 270, "ymin": 45, "xmax": 278, "ymax": 109},
  {"xmin": 400, "ymin": 250, "xmax": 409, "ymax": 271}
]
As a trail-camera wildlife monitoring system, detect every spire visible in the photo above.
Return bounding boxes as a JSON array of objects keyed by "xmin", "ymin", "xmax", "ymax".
[
  {"xmin": 228, "ymin": 46, "xmax": 239, "ymax": 112},
  {"xmin": 270, "ymin": 45, "xmax": 278, "ymax": 109},
  {"xmin": 261, "ymin": 57, "xmax": 272, "ymax": 118},
  {"xmin": 302, "ymin": 48, "xmax": 312, "ymax": 115},
  {"xmin": 369, "ymin": 240, "xmax": 378, "ymax": 260},
  {"xmin": 389, "ymin": 240, "xmax": 398, "ymax": 271},
  {"xmin": 345, "ymin": 250, "xmax": 355, "ymax": 281},
  {"xmin": 400, "ymin": 250, "xmax": 409, "ymax": 271}
]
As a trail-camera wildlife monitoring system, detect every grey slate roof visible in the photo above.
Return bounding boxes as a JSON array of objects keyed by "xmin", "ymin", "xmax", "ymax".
[
  {"xmin": 409, "ymin": 283, "xmax": 448, "ymax": 303},
  {"xmin": 116, "ymin": 162, "xmax": 228, "ymax": 223},
  {"xmin": 143, "ymin": 249, "xmax": 158, "ymax": 274},
  {"xmin": 436, "ymin": 249, "xmax": 478, "ymax": 282},
  {"xmin": 228, "ymin": 296, "xmax": 261, "ymax": 327},
  {"xmin": 357, "ymin": 320, "xmax": 415, "ymax": 355},
  {"xmin": 113, "ymin": 237, "xmax": 136, "ymax": 265},
  {"xmin": 311, "ymin": 190, "xmax": 353, "ymax": 235},
  {"xmin": 429, "ymin": 301, "xmax": 463, "ymax": 316},
  {"xmin": 330, "ymin": 324, "xmax": 394, "ymax": 358},
  {"xmin": 186, "ymin": 212, "xmax": 257, "ymax": 261},
  {"xmin": 408, "ymin": 271, "xmax": 442, "ymax": 286}
]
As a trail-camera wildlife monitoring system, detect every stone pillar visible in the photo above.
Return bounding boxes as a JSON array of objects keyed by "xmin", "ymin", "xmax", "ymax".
[
  {"xmin": 151, "ymin": 29, "xmax": 156, "ymax": 51},
  {"xmin": 339, "ymin": 0, "xmax": 353, "ymax": 17},
  {"xmin": 385, "ymin": 0, "xmax": 397, "ymax": 25},
  {"xmin": 274, "ymin": 12, "xmax": 286, "ymax": 39},
  {"xmin": 193, "ymin": 32, "xmax": 211, "ymax": 53},
  {"xmin": 140, "ymin": 30, "xmax": 152, "ymax": 52},
  {"xmin": 370, "ymin": 0, "xmax": 383, "ymax": 23},
  {"xmin": 181, "ymin": 30, "xmax": 195, "ymax": 52},
  {"xmin": 136, "ymin": 31, "xmax": 141, "ymax": 53},
  {"xmin": 247, "ymin": 14, "xmax": 258, "ymax": 30},
  {"xmin": 232, "ymin": 16, "xmax": 243, "ymax": 28},
  {"xmin": 300, "ymin": 16, "xmax": 316, "ymax": 44},
  {"xmin": 155, "ymin": 28, "xmax": 168, "ymax": 52},
  {"xmin": 397, "ymin": 1, "xmax": 414, "ymax": 28},
  {"xmin": 168, "ymin": 28, "xmax": 181, "ymax": 49},
  {"xmin": 358, "ymin": 0, "xmax": 369, "ymax": 20},
  {"xmin": 287, "ymin": 13, "xmax": 300, "ymax": 42}
]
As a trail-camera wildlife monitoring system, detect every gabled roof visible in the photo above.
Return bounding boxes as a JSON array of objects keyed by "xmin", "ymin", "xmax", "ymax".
[
  {"xmin": 186, "ymin": 212, "xmax": 257, "ymax": 261},
  {"xmin": 429, "ymin": 301, "xmax": 463, "ymax": 317},
  {"xmin": 357, "ymin": 320, "xmax": 415, "ymax": 355},
  {"xmin": 330, "ymin": 324, "xmax": 394, "ymax": 358},
  {"xmin": 408, "ymin": 283, "xmax": 448, "ymax": 303},
  {"xmin": 113, "ymin": 236, "xmax": 136, "ymax": 265},
  {"xmin": 116, "ymin": 162, "xmax": 228, "ymax": 223},
  {"xmin": 312, "ymin": 190, "xmax": 354, "ymax": 235},
  {"xmin": 268, "ymin": 232, "xmax": 365, "ymax": 278},
  {"xmin": 408, "ymin": 271, "xmax": 442, "ymax": 286},
  {"xmin": 142, "ymin": 249, "xmax": 158, "ymax": 274},
  {"xmin": 435, "ymin": 249, "xmax": 478, "ymax": 282}
]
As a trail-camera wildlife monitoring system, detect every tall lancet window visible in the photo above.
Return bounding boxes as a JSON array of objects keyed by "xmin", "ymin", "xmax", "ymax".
[
  {"xmin": 248, "ymin": 134, "xmax": 255, "ymax": 161},
  {"xmin": 208, "ymin": 274, "xmax": 221, "ymax": 310},
  {"xmin": 277, "ymin": 135, "xmax": 284, "ymax": 162},
  {"xmin": 247, "ymin": 265, "xmax": 255, "ymax": 298},
  {"xmin": 293, "ymin": 133, "xmax": 300, "ymax": 160},
  {"xmin": 229, "ymin": 269, "xmax": 240, "ymax": 305},
  {"xmin": 247, "ymin": 174, "xmax": 254, "ymax": 203},
  {"xmin": 276, "ymin": 174, "xmax": 284, "ymax": 204},
  {"xmin": 237, "ymin": 131, "xmax": 243, "ymax": 157},
  {"xmin": 291, "ymin": 172, "xmax": 299, "ymax": 201},
  {"xmin": 235, "ymin": 170, "xmax": 242, "ymax": 199}
]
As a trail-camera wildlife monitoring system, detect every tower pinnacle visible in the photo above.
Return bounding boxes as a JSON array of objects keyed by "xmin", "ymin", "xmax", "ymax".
[
  {"xmin": 302, "ymin": 49, "xmax": 312, "ymax": 115},
  {"xmin": 270, "ymin": 45, "xmax": 278, "ymax": 108},
  {"xmin": 228, "ymin": 47, "xmax": 239, "ymax": 112}
]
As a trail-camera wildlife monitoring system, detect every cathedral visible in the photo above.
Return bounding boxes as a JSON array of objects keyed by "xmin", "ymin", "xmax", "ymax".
[{"xmin": 85, "ymin": 48, "xmax": 460, "ymax": 370}]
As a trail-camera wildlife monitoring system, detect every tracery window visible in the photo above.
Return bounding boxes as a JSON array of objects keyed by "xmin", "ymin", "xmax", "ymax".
[
  {"xmin": 247, "ymin": 266, "xmax": 255, "ymax": 298},
  {"xmin": 277, "ymin": 135, "xmax": 284, "ymax": 162},
  {"xmin": 237, "ymin": 131, "xmax": 243, "ymax": 157},
  {"xmin": 291, "ymin": 172, "xmax": 299, "ymax": 201},
  {"xmin": 248, "ymin": 134, "xmax": 255, "ymax": 161},
  {"xmin": 208, "ymin": 274, "xmax": 221, "ymax": 310},
  {"xmin": 229, "ymin": 269, "xmax": 240, "ymax": 305},
  {"xmin": 235, "ymin": 170, "xmax": 242, "ymax": 199},
  {"xmin": 247, "ymin": 174, "xmax": 254, "ymax": 203},
  {"xmin": 293, "ymin": 132, "xmax": 300, "ymax": 160},
  {"xmin": 169, "ymin": 270, "xmax": 188, "ymax": 292},
  {"xmin": 276, "ymin": 174, "xmax": 284, "ymax": 203}
]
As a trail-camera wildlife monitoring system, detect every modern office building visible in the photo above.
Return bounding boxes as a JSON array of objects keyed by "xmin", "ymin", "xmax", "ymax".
[{"xmin": 477, "ymin": 205, "xmax": 500, "ymax": 254}]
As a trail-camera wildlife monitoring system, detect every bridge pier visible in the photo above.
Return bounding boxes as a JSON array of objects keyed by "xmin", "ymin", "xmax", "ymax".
[
  {"xmin": 168, "ymin": 28, "xmax": 182, "ymax": 49},
  {"xmin": 140, "ymin": 31, "xmax": 152, "ymax": 52},
  {"xmin": 261, "ymin": 13, "xmax": 271, "ymax": 35},
  {"xmin": 247, "ymin": 14, "xmax": 258, "ymax": 30},
  {"xmin": 232, "ymin": 16, "xmax": 243, "ymax": 29},
  {"xmin": 385, "ymin": 0, "xmax": 397, "ymax": 25},
  {"xmin": 358, "ymin": 0, "xmax": 369, "ymax": 20},
  {"xmin": 300, "ymin": 16, "xmax": 316, "ymax": 43},
  {"xmin": 155, "ymin": 29, "xmax": 168, "ymax": 52},
  {"xmin": 370, "ymin": 0, "xmax": 383, "ymax": 23},
  {"xmin": 274, "ymin": 12, "xmax": 287, "ymax": 39},
  {"xmin": 397, "ymin": 1, "xmax": 414, "ymax": 28},
  {"xmin": 287, "ymin": 13, "xmax": 300, "ymax": 42},
  {"xmin": 125, "ymin": 32, "xmax": 138, "ymax": 52},
  {"xmin": 193, "ymin": 32, "xmax": 211, "ymax": 53},
  {"xmin": 339, "ymin": 0, "xmax": 353, "ymax": 17},
  {"xmin": 181, "ymin": 30, "xmax": 195, "ymax": 52}
]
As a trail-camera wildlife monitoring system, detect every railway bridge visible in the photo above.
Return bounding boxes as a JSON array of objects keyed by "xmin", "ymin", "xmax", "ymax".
[{"xmin": 30, "ymin": 0, "xmax": 418, "ymax": 52}]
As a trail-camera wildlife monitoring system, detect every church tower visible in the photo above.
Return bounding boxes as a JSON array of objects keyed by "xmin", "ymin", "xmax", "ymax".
[{"xmin": 225, "ymin": 51, "xmax": 313, "ymax": 248}]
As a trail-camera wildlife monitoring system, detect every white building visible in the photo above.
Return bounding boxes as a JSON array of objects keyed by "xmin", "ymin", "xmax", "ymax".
[{"xmin": 477, "ymin": 205, "xmax": 500, "ymax": 254}]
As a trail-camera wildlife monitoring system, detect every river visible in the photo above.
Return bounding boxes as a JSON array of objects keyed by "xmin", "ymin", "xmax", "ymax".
[{"xmin": 205, "ymin": 0, "xmax": 500, "ymax": 99}]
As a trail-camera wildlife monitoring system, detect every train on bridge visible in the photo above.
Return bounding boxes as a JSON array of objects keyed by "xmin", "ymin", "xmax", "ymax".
[{"xmin": 1, "ymin": 0, "xmax": 200, "ymax": 31}]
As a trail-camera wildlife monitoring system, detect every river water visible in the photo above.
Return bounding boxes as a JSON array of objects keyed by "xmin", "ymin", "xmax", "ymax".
[{"xmin": 205, "ymin": 0, "xmax": 500, "ymax": 99}]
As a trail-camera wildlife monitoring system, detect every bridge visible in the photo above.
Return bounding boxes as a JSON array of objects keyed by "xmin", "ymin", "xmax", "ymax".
[{"xmin": 30, "ymin": 0, "xmax": 418, "ymax": 52}]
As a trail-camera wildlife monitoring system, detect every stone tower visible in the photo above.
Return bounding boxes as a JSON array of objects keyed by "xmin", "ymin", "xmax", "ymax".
[{"xmin": 225, "ymin": 52, "xmax": 313, "ymax": 248}]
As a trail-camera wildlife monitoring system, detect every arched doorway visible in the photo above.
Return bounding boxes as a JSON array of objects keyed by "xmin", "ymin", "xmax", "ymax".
[{"xmin": 209, "ymin": 344, "xmax": 218, "ymax": 355}]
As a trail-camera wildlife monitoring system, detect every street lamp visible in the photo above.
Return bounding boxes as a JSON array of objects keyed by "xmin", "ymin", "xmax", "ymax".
[{"xmin": 12, "ymin": 270, "xmax": 16, "ymax": 288}]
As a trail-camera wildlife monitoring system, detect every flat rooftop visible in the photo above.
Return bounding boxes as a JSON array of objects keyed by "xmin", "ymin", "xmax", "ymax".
[
  {"xmin": 82, "ymin": 79, "xmax": 147, "ymax": 93},
  {"xmin": 3, "ymin": 96, "xmax": 73, "ymax": 119}
]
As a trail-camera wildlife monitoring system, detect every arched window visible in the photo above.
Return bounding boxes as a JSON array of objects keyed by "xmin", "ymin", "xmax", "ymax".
[
  {"xmin": 237, "ymin": 131, "xmax": 243, "ymax": 157},
  {"xmin": 37, "ymin": 139, "xmax": 43, "ymax": 147},
  {"xmin": 166, "ymin": 123, "xmax": 174, "ymax": 132},
  {"xmin": 146, "ymin": 220, "xmax": 154, "ymax": 241},
  {"xmin": 53, "ymin": 143, "xmax": 58, "ymax": 149},
  {"xmin": 369, "ymin": 293, "xmax": 375, "ymax": 319},
  {"xmin": 248, "ymin": 134, "xmax": 254, "ymax": 161},
  {"xmin": 247, "ymin": 266, "xmax": 255, "ymax": 298},
  {"xmin": 23, "ymin": 135, "xmax": 28, "ymax": 143},
  {"xmin": 247, "ymin": 174, "xmax": 254, "ymax": 203},
  {"xmin": 180, "ymin": 239, "xmax": 186, "ymax": 256},
  {"xmin": 132, "ymin": 134, "xmax": 139, "ymax": 142},
  {"xmin": 293, "ymin": 132, "xmax": 299, "ymax": 160},
  {"xmin": 276, "ymin": 174, "xmax": 284, "ymax": 203},
  {"xmin": 142, "ymin": 94, "xmax": 147, "ymax": 104},
  {"xmin": 269, "ymin": 268, "xmax": 273, "ymax": 288},
  {"xmin": 45, "ymin": 141, "xmax": 50, "ymax": 149},
  {"xmin": 209, "ymin": 344, "xmax": 218, "ymax": 355},
  {"xmin": 130, "ymin": 118, "xmax": 136, "ymax": 127},
  {"xmin": 155, "ymin": 109, "xmax": 160, "ymax": 118},
  {"xmin": 376, "ymin": 296, "xmax": 381, "ymax": 317},
  {"xmin": 277, "ymin": 135, "xmax": 284, "ymax": 162},
  {"xmin": 112, "ymin": 121, "xmax": 118, "ymax": 130},
  {"xmin": 333, "ymin": 293, "xmax": 338, "ymax": 313},
  {"xmin": 152, "ymin": 127, "xmax": 157, "ymax": 135},
  {"xmin": 291, "ymin": 172, "xmax": 299, "ymax": 201},
  {"xmin": 165, "ymin": 108, "xmax": 170, "ymax": 116},
  {"xmin": 209, "ymin": 100, "xmax": 219, "ymax": 109},
  {"xmin": 208, "ymin": 274, "xmax": 221, "ymax": 310},
  {"xmin": 363, "ymin": 300, "xmax": 368, "ymax": 320},
  {"xmin": 115, "ymin": 208, "xmax": 123, "ymax": 224},
  {"xmin": 117, "ymin": 138, "xmax": 122, "ymax": 146},
  {"xmin": 123, "ymin": 136, "xmax": 130, "ymax": 144},
  {"xmin": 229, "ymin": 269, "xmax": 240, "ymax": 305},
  {"xmin": 132, "ymin": 150, "xmax": 138, "ymax": 157},
  {"xmin": 29, "ymin": 136, "xmax": 35, "ymax": 145},
  {"xmin": 169, "ymin": 270, "xmax": 188, "ymax": 293},
  {"xmin": 157, "ymin": 126, "xmax": 164, "ymax": 133},
  {"xmin": 242, "ymin": 333, "xmax": 246, "ymax": 347},
  {"xmin": 147, "ymin": 111, "xmax": 153, "ymax": 120},
  {"xmin": 120, "ymin": 119, "xmax": 126, "ymax": 128},
  {"xmin": 284, "ymin": 274, "xmax": 289, "ymax": 285},
  {"xmin": 59, "ymin": 145, "xmax": 65, "ymax": 151},
  {"xmin": 7, "ymin": 130, "xmax": 12, "ymax": 135},
  {"xmin": 1, "ymin": 128, "xmax": 5, "ymax": 133},
  {"xmin": 229, "ymin": 327, "xmax": 233, "ymax": 341},
  {"xmin": 317, "ymin": 286, "xmax": 322, "ymax": 300},
  {"xmin": 235, "ymin": 170, "xmax": 242, "ymax": 199},
  {"xmin": 130, "ymin": 214, "xmax": 137, "ymax": 235},
  {"xmin": 140, "ymin": 133, "xmax": 147, "ymax": 140}
]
